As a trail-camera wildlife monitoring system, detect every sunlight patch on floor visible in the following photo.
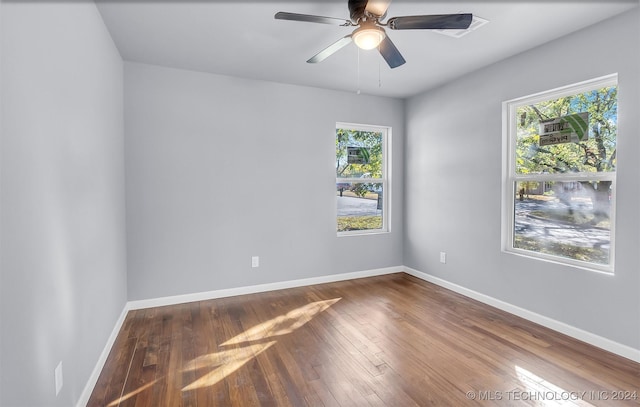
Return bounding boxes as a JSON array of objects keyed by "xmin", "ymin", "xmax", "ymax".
[
  {"xmin": 181, "ymin": 297, "xmax": 341, "ymax": 392},
  {"xmin": 221, "ymin": 298, "xmax": 341, "ymax": 346},
  {"xmin": 107, "ymin": 379, "xmax": 159, "ymax": 406},
  {"xmin": 182, "ymin": 341, "xmax": 276, "ymax": 391},
  {"xmin": 515, "ymin": 365, "xmax": 594, "ymax": 406}
]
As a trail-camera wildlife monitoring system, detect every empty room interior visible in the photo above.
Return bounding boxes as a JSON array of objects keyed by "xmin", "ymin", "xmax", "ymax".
[{"xmin": 1, "ymin": 1, "xmax": 639, "ymax": 406}]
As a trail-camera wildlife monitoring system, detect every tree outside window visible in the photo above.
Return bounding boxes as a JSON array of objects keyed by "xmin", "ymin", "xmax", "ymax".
[
  {"xmin": 503, "ymin": 75, "xmax": 617, "ymax": 272},
  {"xmin": 336, "ymin": 124, "xmax": 389, "ymax": 235}
]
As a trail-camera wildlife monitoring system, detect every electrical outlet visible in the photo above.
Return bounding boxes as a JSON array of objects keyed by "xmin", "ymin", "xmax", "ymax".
[
  {"xmin": 251, "ymin": 256, "xmax": 259, "ymax": 268},
  {"xmin": 55, "ymin": 361, "xmax": 63, "ymax": 396},
  {"xmin": 439, "ymin": 252, "xmax": 447, "ymax": 264}
]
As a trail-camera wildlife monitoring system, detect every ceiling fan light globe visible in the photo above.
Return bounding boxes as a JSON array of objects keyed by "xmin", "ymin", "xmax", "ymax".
[{"xmin": 353, "ymin": 26, "xmax": 385, "ymax": 50}]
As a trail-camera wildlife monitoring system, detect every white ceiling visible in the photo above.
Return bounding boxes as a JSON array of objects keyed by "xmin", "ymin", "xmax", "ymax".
[{"xmin": 96, "ymin": 1, "xmax": 638, "ymax": 99}]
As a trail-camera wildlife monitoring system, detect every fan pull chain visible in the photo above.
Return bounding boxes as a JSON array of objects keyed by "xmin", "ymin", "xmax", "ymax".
[
  {"xmin": 378, "ymin": 47, "xmax": 382, "ymax": 88},
  {"xmin": 356, "ymin": 47, "xmax": 361, "ymax": 94}
]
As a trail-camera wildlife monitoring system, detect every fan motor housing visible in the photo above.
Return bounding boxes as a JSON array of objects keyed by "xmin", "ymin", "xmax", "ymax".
[{"xmin": 348, "ymin": 0, "xmax": 369, "ymax": 21}]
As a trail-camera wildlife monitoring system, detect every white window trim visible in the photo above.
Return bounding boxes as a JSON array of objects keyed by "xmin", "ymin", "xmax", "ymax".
[
  {"xmin": 336, "ymin": 122, "xmax": 390, "ymax": 236},
  {"xmin": 501, "ymin": 74, "xmax": 617, "ymax": 273}
]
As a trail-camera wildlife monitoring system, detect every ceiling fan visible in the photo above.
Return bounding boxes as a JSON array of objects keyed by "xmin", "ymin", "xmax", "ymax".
[{"xmin": 275, "ymin": 0, "xmax": 473, "ymax": 69}]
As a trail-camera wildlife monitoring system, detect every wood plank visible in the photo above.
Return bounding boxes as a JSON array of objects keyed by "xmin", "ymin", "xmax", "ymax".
[{"xmin": 87, "ymin": 273, "xmax": 640, "ymax": 406}]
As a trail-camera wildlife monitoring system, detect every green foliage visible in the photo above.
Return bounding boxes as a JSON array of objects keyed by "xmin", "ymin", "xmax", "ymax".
[
  {"xmin": 515, "ymin": 86, "xmax": 616, "ymax": 226},
  {"xmin": 349, "ymin": 183, "xmax": 370, "ymax": 198},
  {"xmin": 337, "ymin": 216, "xmax": 382, "ymax": 232},
  {"xmin": 336, "ymin": 128, "xmax": 383, "ymax": 178},
  {"xmin": 516, "ymin": 86, "xmax": 617, "ymax": 175}
]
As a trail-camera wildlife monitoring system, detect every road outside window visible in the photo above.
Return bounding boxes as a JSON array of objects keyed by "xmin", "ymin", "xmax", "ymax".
[
  {"xmin": 336, "ymin": 124, "xmax": 389, "ymax": 235},
  {"xmin": 502, "ymin": 75, "xmax": 617, "ymax": 272}
]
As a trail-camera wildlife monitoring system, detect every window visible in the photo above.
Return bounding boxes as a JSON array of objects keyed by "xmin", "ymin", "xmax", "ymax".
[
  {"xmin": 502, "ymin": 75, "xmax": 617, "ymax": 273},
  {"xmin": 336, "ymin": 123, "xmax": 389, "ymax": 235}
]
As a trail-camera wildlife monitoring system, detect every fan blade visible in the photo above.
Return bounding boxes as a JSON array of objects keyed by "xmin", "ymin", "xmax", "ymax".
[
  {"xmin": 307, "ymin": 36, "xmax": 353, "ymax": 63},
  {"xmin": 378, "ymin": 35, "xmax": 405, "ymax": 68},
  {"xmin": 388, "ymin": 13, "xmax": 472, "ymax": 30},
  {"xmin": 365, "ymin": 0, "xmax": 392, "ymax": 18},
  {"xmin": 275, "ymin": 12, "xmax": 352, "ymax": 26}
]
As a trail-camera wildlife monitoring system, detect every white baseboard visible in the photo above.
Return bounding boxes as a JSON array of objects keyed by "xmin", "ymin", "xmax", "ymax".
[
  {"xmin": 127, "ymin": 266, "xmax": 403, "ymax": 310},
  {"xmin": 403, "ymin": 266, "xmax": 640, "ymax": 363},
  {"xmin": 78, "ymin": 267, "xmax": 401, "ymax": 405},
  {"xmin": 78, "ymin": 264, "xmax": 638, "ymax": 406},
  {"xmin": 76, "ymin": 304, "xmax": 130, "ymax": 407}
]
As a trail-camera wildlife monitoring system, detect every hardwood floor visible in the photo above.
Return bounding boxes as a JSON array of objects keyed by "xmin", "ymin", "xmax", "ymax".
[{"xmin": 88, "ymin": 273, "xmax": 639, "ymax": 406}]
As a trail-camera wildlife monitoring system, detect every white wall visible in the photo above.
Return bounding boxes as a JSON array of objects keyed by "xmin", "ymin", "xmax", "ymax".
[
  {"xmin": 0, "ymin": 2, "xmax": 127, "ymax": 406},
  {"xmin": 0, "ymin": 4, "xmax": 636, "ymax": 405},
  {"xmin": 124, "ymin": 62, "xmax": 404, "ymax": 301},
  {"xmin": 404, "ymin": 8, "xmax": 639, "ymax": 350}
]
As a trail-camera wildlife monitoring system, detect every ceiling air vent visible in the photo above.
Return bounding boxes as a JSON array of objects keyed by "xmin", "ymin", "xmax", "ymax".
[{"xmin": 433, "ymin": 15, "xmax": 489, "ymax": 38}]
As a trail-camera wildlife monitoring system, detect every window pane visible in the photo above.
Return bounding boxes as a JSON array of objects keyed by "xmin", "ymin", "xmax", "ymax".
[
  {"xmin": 336, "ymin": 129, "xmax": 383, "ymax": 179},
  {"xmin": 515, "ymin": 86, "xmax": 617, "ymax": 175},
  {"xmin": 513, "ymin": 181, "xmax": 612, "ymax": 265},
  {"xmin": 337, "ymin": 182, "xmax": 383, "ymax": 232}
]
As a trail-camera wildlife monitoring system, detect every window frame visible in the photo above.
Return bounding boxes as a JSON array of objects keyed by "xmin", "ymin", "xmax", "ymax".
[
  {"xmin": 336, "ymin": 122, "xmax": 390, "ymax": 236},
  {"xmin": 501, "ymin": 74, "xmax": 617, "ymax": 273}
]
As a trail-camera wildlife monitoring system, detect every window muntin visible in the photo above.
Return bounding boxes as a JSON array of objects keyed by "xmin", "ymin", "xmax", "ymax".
[
  {"xmin": 503, "ymin": 75, "xmax": 617, "ymax": 272},
  {"xmin": 336, "ymin": 124, "xmax": 388, "ymax": 235}
]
